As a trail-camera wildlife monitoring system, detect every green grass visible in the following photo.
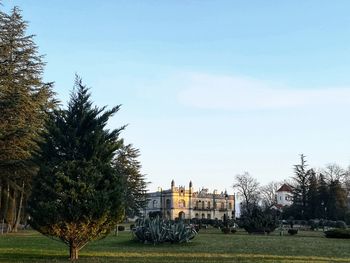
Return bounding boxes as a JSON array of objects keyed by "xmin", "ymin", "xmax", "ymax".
[{"xmin": 0, "ymin": 228, "xmax": 350, "ymax": 262}]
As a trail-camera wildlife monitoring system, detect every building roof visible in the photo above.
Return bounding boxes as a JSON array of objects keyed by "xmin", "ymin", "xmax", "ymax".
[{"xmin": 277, "ymin": 183, "xmax": 293, "ymax": 192}]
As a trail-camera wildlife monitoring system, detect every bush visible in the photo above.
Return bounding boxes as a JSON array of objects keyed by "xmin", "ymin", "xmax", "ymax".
[
  {"xmin": 288, "ymin": 229, "xmax": 298, "ymax": 235},
  {"xmin": 325, "ymin": 229, "xmax": 350, "ymax": 239},
  {"xmin": 308, "ymin": 219, "xmax": 319, "ymax": 230},
  {"xmin": 133, "ymin": 217, "xmax": 197, "ymax": 244},
  {"xmin": 239, "ymin": 206, "xmax": 278, "ymax": 234},
  {"xmin": 130, "ymin": 224, "xmax": 135, "ymax": 230},
  {"xmin": 221, "ymin": 227, "xmax": 231, "ymax": 234},
  {"xmin": 231, "ymin": 228, "xmax": 237, "ymax": 234},
  {"xmin": 117, "ymin": 225, "xmax": 125, "ymax": 231},
  {"xmin": 336, "ymin": 221, "xmax": 347, "ymax": 229}
]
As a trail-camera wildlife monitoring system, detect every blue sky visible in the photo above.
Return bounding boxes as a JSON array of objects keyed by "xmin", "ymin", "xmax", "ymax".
[{"xmin": 3, "ymin": 1, "xmax": 350, "ymax": 192}]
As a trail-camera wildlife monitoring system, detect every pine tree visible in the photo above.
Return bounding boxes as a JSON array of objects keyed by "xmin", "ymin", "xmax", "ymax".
[
  {"xmin": 0, "ymin": 7, "xmax": 55, "ymax": 232},
  {"xmin": 27, "ymin": 78, "xmax": 125, "ymax": 261},
  {"xmin": 114, "ymin": 144, "xmax": 148, "ymax": 218}
]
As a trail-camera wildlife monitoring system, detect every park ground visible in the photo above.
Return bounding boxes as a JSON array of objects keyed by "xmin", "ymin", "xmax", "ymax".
[{"xmin": 0, "ymin": 227, "xmax": 350, "ymax": 263}]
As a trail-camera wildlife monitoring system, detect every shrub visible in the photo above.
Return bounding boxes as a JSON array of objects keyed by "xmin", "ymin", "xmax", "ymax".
[
  {"xmin": 130, "ymin": 224, "xmax": 135, "ymax": 230},
  {"xmin": 221, "ymin": 227, "xmax": 231, "ymax": 234},
  {"xmin": 325, "ymin": 229, "xmax": 350, "ymax": 239},
  {"xmin": 133, "ymin": 217, "xmax": 197, "ymax": 244},
  {"xmin": 308, "ymin": 219, "xmax": 319, "ymax": 230},
  {"xmin": 336, "ymin": 221, "xmax": 347, "ymax": 229},
  {"xmin": 231, "ymin": 228, "xmax": 237, "ymax": 234},
  {"xmin": 117, "ymin": 225, "xmax": 125, "ymax": 231},
  {"xmin": 288, "ymin": 229, "xmax": 298, "ymax": 235},
  {"xmin": 239, "ymin": 206, "xmax": 278, "ymax": 234}
]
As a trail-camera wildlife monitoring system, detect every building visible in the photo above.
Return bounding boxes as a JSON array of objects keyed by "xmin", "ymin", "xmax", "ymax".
[
  {"xmin": 144, "ymin": 180, "xmax": 235, "ymax": 220},
  {"xmin": 276, "ymin": 183, "xmax": 293, "ymax": 207}
]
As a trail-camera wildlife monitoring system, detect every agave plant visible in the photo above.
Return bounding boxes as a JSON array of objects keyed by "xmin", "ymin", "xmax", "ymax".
[
  {"xmin": 167, "ymin": 220, "xmax": 197, "ymax": 243},
  {"xmin": 132, "ymin": 217, "xmax": 197, "ymax": 244}
]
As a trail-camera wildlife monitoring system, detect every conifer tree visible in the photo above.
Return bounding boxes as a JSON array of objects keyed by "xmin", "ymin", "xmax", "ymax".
[
  {"xmin": 114, "ymin": 144, "xmax": 148, "ymax": 218},
  {"xmin": 307, "ymin": 170, "xmax": 319, "ymax": 219},
  {"xmin": 28, "ymin": 78, "xmax": 125, "ymax": 261},
  {"xmin": 0, "ymin": 6, "xmax": 55, "ymax": 232},
  {"xmin": 292, "ymin": 154, "xmax": 311, "ymax": 218}
]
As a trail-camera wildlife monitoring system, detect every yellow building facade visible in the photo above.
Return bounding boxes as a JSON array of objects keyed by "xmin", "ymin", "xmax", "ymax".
[{"xmin": 144, "ymin": 180, "xmax": 235, "ymax": 220}]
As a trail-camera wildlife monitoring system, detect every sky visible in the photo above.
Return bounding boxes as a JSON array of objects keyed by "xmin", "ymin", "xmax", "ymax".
[{"xmin": 3, "ymin": 1, "xmax": 350, "ymax": 193}]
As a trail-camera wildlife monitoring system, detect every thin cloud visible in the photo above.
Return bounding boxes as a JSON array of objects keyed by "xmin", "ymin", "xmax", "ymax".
[{"xmin": 178, "ymin": 73, "xmax": 350, "ymax": 111}]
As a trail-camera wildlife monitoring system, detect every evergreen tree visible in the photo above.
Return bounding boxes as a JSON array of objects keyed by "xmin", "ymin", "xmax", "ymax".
[
  {"xmin": 292, "ymin": 154, "xmax": 311, "ymax": 219},
  {"xmin": 327, "ymin": 180, "xmax": 347, "ymax": 220},
  {"xmin": 307, "ymin": 170, "xmax": 319, "ymax": 219},
  {"xmin": 28, "ymin": 78, "xmax": 125, "ymax": 260},
  {"xmin": 114, "ymin": 144, "xmax": 148, "ymax": 218},
  {"xmin": 318, "ymin": 174, "xmax": 329, "ymax": 219},
  {"xmin": 0, "ymin": 7, "xmax": 55, "ymax": 232}
]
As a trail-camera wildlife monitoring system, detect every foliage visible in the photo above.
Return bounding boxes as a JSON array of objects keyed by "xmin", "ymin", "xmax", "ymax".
[
  {"xmin": 221, "ymin": 227, "xmax": 231, "ymax": 234},
  {"xmin": 133, "ymin": 217, "xmax": 197, "ymax": 244},
  {"xmin": 288, "ymin": 229, "xmax": 298, "ymax": 235},
  {"xmin": 336, "ymin": 221, "xmax": 347, "ymax": 229},
  {"xmin": 117, "ymin": 225, "xmax": 125, "ymax": 231},
  {"xmin": 113, "ymin": 144, "xmax": 148, "ymax": 218},
  {"xmin": 239, "ymin": 205, "xmax": 278, "ymax": 234},
  {"xmin": 324, "ymin": 228, "xmax": 350, "ymax": 239},
  {"xmin": 0, "ymin": 6, "xmax": 56, "ymax": 233},
  {"xmin": 27, "ymin": 78, "xmax": 126, "ymax": 260}
]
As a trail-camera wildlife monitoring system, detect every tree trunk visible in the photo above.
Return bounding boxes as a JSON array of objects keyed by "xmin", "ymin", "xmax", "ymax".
[
  {"xmin": 0, "ymin": 182, "xmax": 10, "ymax": 234},
  {"xmin": 69, "ymin": 245, "xmax": 79, "ymax": 261},
  {"xmin": 7, "ymin": 187, "xmax": 16, "ymax": 233},
  {"xmin": 13, "ymin": 182, "xmax": 24, "ymax": 232}
]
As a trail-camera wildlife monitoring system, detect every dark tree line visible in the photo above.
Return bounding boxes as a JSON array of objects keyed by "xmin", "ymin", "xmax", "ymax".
[{"xmin": 284, "ymin": 155, "xmax": 349, "ymax": 222}]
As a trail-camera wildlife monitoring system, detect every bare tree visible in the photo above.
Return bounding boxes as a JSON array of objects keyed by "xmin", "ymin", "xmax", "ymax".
[
  {"xmin": 233, "ymin": 172, "xmax": 260, "ymax": 213},
  {"xmin": 260, "ymin": 181, "xmax": 281, "ymax": 208},
  {"xmin": 322, "ymin": 163, "xmax": 347, "ymax": 183}
]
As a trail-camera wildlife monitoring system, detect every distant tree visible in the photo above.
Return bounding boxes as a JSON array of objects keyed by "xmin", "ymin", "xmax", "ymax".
[
  {"xmin": 322, "ymin": 163, "xmax": 347, "ymax": 183},
  {"xmin": 317, "ymin": 173, "xmax": 329, "ymax": 219},
  {"xmin": 0, "ymin": 7, "xmax": 55, "ymax": 232},
  {"xmin": 114, "ymin": 144, "xmax": 148, "ymax": 218},
  {"xmin": 233, "ymin": 172, "xmax": 260, "ymax": 215},
  {"xmin": 292, "ymin": 154, "xmax": 312, "ymax": 218},
  {"xmin": 28, "ymin": 78, "xmax": 125, "ymax": 261},
  {"xmin": 327, "ymin": 180, "xmax": 347, "ymax": 220},
  {"xmin": 307, "ymin": 170, "xmax": 319, "ymax": 219},
  {"xmin": 260, "ymin": 181, "xmax": 280, "ymax": 208}
]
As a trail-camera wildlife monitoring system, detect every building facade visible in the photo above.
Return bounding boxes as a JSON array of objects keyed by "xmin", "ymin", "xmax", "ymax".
[
  {"xmin": 144, "ymin": 180, "xmax": 235, "ymax": 220},
  {"xmin": 276, "ymin": 183, "xmax": 293, "ymax": 207}
]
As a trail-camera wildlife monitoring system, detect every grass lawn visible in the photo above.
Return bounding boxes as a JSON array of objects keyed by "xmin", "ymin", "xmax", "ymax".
[{"xmin": 0, "ymin": 228, "xmax": 350, "ymax": 262}]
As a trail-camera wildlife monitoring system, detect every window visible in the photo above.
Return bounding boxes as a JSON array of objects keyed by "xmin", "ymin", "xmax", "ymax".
[
  {"xmin": 166, "ymin": 199, "xmax": 171, "ymax": 209},
  {"xmin": 228, "ymin": 203, "xmax": 232, "ymax": 210},
  {"xmin": 221, "ymin": 202, "xmax": 224, "ymax": 209},
  {"xmin": 207, "ymin": 201, "xmax": 211, "ymax": 209},
  {"xmin": 152, "ymin": 200, "xmax": 157, "ymax": 208}
]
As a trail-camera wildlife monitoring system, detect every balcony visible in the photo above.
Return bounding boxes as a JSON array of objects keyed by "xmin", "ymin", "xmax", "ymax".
[{"xmin": 193, "ymin": 207, "xmax": 212, "ymax": 211}]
